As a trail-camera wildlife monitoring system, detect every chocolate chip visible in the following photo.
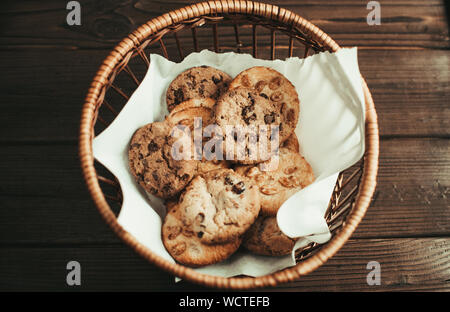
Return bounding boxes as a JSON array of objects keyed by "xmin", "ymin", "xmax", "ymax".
[
  {"xmin": 200, "ymin": 65, "xmax": 208, "ymax": 68},
  {"xmin": 224, "ymin": 175, "xmax": 234, "ymax": 185},
  {"xmin": 181, "ymin": 173, "xmax": 190, "ymax": 181},
  {"xmin": 130, "ymin": 143, "xmax": 141, "ymax": 149},
  {"xmin": 259, "ymin": 93, "xmax": 268, "ymax": 99},
  {"xmin": 232, "ymin": 181, "xmax": 246, "ymax": 194},
  {"xmin": 264, "ymin": 113, "xmax": 276, "ymax": 124},
  {"xmin": 247, "ymin": 92, "xmax": 255, "ymax": 105},
  {"xmin": 212, "ymin": 74, "xmax": 223, "ymax": 84},
  {"xmin": 152, "ymin": 170, "xmax": 159, "ymax": 181},
  {"xmin": 162, "ymin": 184, "xmax": 173, "ymax": 195},
  {"xmin": 244, "ymin": 113, "xmax": 256, "ymax": 125},
  {"xmin": 241, "ymin": 105, "xmax": 253, "ymax": 117},
  {"xmin": 174, "ymin": 88, "xmax": 184, "ymax": 104},
  {"xmin": 197, "ymin": 231, "xmax": 204, "ymax": 238},
  {"xmin": 214, "ymin": 88, "xmax": 222, "ymax": 99},
  {"xmin": 148, "ymin": 140, "xmax": 159, "ymax": 153}
]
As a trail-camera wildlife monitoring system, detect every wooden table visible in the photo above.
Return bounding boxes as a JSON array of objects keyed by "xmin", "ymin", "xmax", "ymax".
[{"xmin": 0, "ymin": 0, "xmax": 449, "ymax": 291}]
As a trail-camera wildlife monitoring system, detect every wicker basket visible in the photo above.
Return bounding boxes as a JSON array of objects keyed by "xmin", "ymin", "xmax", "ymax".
[{"xmin": 79, "ymin": 0, "xmax": 379, "ymax": 289}]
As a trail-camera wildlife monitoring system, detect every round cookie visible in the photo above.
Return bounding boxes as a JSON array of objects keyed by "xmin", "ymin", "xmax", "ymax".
[
  {"xmin": 243, "ymin": 215, "xmax": 297, "ymax": 256},
  {"xmin": 178, "ymin": 169, "xmax": 261, "ymax": 244},
  {"xmin": 228, "ymin": 66, "xmax": 299, "ymax": 143},
  {"xmin": 128, "ymin": 121, "xmax": 196, "ymax": 198},
  {"xmin": 162, "ymin": 203, "xmax": 242, "ymax": 267},
  {"xmin": 235, "ymin": 147, "xmax": 314, "ymax": 216},
  {"xmin": 166, "ymin": 66, "xmax": 232, "ymax": 112},
  {"xmin": 215, "ymin": 87, "xmax": 289, "ymax": 164}
]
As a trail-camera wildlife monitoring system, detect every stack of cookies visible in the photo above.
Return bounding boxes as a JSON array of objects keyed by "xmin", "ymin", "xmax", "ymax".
[{"xmin": 128, "ymin": 65, "xmax": 315, "ymax": 267}]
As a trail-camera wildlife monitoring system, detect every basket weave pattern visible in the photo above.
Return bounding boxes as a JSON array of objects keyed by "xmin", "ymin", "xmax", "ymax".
[{"xmin": 79, "ymin": 1, "xmax": 379, "ymax": 289}]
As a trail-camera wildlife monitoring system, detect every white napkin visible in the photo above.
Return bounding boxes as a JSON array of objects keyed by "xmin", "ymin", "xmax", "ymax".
[{"xmin": 93, "ymin": 48, "xmax": 365, "ymax": 278}]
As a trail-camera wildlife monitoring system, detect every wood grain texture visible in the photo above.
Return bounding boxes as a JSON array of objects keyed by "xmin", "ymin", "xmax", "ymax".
[
  {"xmin": 0, "ymin": 48, "xmax": 448, "ymax": 143},
  {"xmin": 0, "ymin": 0, "xmax": 449, "ymax": 292},
  {"xmin": 1, "ymin": 238, "xmax": 448, "ymax": 291},
  {"xmin": 1, "ymin": 0, "xmax": 448, "ymax": 49},
  {"xmin": 352, "ymin": 138, "xmax": 450, "ymax": 239},
  {"xmin": 0, "ymin": 138, "xmax": 448, "ymax": 244}
]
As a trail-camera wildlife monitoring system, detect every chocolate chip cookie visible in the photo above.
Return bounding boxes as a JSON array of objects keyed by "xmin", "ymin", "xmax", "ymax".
[
  {"xmin": 178, "ymin": 169, "xmax": 261, "ymax": 244},
  {"xmin": 215, "ymin": 87, "xmax": 286, "ymax": 164},
  {"xmin": 166, "ymin": 66, "xmax": 232, "ymax": 112},
  {"xmin": 235, "ymin": 147, "xmax": 314, "ymax": 216},
  {"xmin": 162, "ymin": 203, "xmax": 242, "ymax": 267},
  {"xmin": 228, "ymin": 66, "xmax": 299, "ymax": 142},
  {"xmin": 128, "ymin": 121, "xmax": 196, "ymax": 198},
  {"xmin": 243, "ymin": 215, "xmax": 297, "ymax": 256}
]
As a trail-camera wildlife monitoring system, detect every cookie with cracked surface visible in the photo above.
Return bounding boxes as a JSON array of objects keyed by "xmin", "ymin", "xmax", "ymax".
[
  {"xmin": 215, "ymin": 86, "xmax": 295, "ymax": 164},
  {"xmin": 166, "ymin": 66, "xmax": 232, "ymax": 112},
  {"xmin": 243, "ymin": 215, "xmax": 297, "ymax": 256},
  {"xmin": 162, "ymin": 203, "xmax": 242, "ymax": 267},
  {"xmin": 128, "ymin": 121, "xmax": 196, "ymax": 198},
  {"xmin": 228, "ymin": 66, "xmax": 299, "ymax": 140},
  {"xmin": 235, "ymin": 147, "xmax": 314, "ymax": 216},
  {"xmin": 178, "ymin": 168, "xmax": 261, "ymax": 244}
]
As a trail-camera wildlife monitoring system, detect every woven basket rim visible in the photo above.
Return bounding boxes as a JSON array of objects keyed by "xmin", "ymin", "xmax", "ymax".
[{"xmin": 79, "ymin": 0, "xmax": 379, "ymax": 289}]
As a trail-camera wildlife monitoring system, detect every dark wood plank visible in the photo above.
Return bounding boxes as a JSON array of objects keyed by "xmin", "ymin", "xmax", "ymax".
[
  {"xmin": 273, "ymin": 238, "xmax": 450, "ymax": 292},
  {"xmin": 352, "ymin": 137, "xmax": 450, "ymax": 239},
  {"xmin": 1, "ymin": 238, "xmax": 448, "ymax": 291},
  {"xmin": 0, "ymin": 0, "xmax": 448, "ymax": 49},
  {"xmin": 0, "ymin": 196, "xmax": 120, "ymax": 244},
  {"xmin": 0, "ymin": 48, "xmax": 448, "ymax": 142},
  {"xmin": 0, "ymin": 138, "xmax": 448, "ymax": 243},
  {"xmin": 359, "ymin": 49, "xmax": 450, "ymax": 137}
]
